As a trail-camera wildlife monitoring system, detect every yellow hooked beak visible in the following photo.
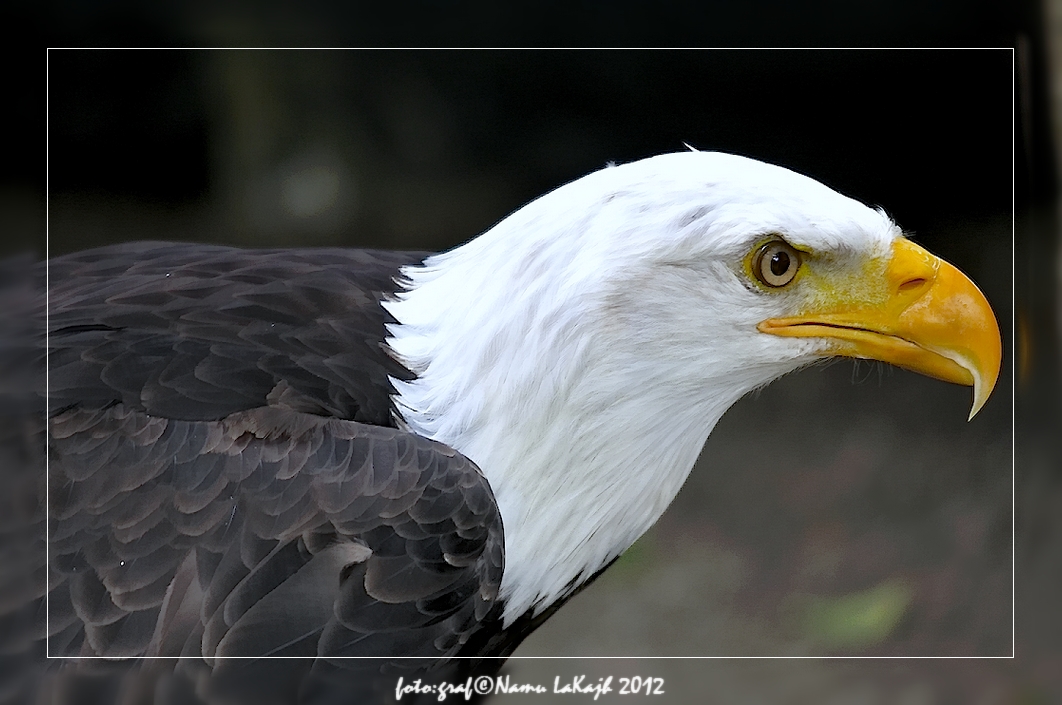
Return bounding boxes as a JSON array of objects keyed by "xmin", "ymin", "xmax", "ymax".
[{"xmin": 758, "ymin": 238, "xmax": 1002, "ymax": 419}]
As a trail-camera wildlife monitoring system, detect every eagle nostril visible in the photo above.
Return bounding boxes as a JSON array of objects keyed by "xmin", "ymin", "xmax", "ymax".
[{"xmin": 898, "ymin": 277, "xmax": 927, "ymax": 292}]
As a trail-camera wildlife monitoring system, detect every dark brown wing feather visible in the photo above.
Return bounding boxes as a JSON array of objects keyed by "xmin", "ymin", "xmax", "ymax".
[
  {"xmin": 45, "ymin": 242, "xmax": 421, "ymax": 423},
  {"xmin": 2, "ymin": 244, "xmax": 509, "ymax": 705},
  {"xmin": 47, "ymin": 405, "xmax": 504, "ymax": 704}
]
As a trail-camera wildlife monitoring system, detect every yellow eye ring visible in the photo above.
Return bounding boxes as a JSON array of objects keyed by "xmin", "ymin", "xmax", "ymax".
[{"xmin": 753, "ymin": 240, "xmax": 801, "ymax": 288}]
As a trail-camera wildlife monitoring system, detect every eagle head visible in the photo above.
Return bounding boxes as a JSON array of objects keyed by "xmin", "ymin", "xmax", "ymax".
[{"xmin": 384, "ymin": 151, "xmax": 1002, "ymax": 622}]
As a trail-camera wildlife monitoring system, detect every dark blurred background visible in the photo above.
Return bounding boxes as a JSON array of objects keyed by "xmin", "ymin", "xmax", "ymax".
[
  {"xmin": 17, "ymin": 0, "xmax": 1060, "ymax": 702},
  {"xmin": 45, "ymin": 50, "xmax": 1014, "ymax": 260}
]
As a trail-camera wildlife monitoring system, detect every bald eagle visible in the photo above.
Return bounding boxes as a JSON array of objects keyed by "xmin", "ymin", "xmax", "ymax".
[{"xmin": 17, "ymin": 152, "xmax": 1000, "ymax": 704}]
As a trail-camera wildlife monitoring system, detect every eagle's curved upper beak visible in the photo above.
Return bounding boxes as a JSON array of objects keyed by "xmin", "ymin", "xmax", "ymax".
[{"xmin": 757, "ymin": 238, "xmax": 1002, "ymax": 419}]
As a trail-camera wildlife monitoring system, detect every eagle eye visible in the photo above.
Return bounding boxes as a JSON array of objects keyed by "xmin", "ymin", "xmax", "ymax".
[{"xmin": 753, "ymin": 240, "xmax": 801, "ymax": 288}]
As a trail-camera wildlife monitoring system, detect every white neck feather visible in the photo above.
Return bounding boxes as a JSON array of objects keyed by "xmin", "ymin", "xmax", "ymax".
[{"xmin": 382, "ymin": 156, "xmax": 818, "ymax": 624}]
